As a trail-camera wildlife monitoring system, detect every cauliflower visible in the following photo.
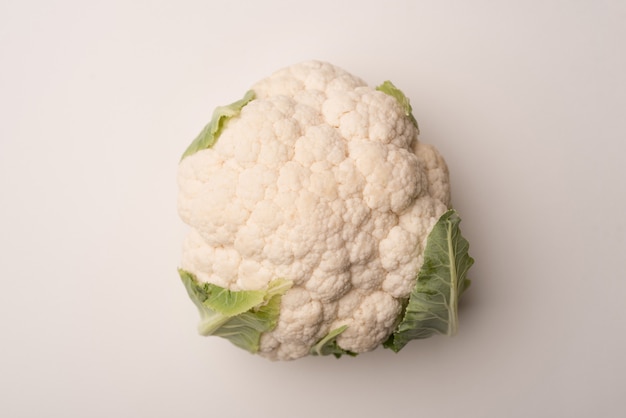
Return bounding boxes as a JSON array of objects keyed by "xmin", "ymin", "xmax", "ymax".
[{"xmin": 177, "ymin": 61, "xmax": 473, "ymax": 360}]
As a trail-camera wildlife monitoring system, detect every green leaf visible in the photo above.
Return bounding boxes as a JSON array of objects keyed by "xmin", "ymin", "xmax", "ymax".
[
  {"xmin": 179, "ymin": 269, "xmax": 230, "ymax": 334},
  {"xmin": 204, "ymin": 285, "xmax": 265, "ymax": 317},
  {"xmin": 178, "ymin": 269, "xmax": 292, "ymax": 353},
  {"xmin": 213, "ymin": 294, "xmax": 283, "ymax": 352},
  {"xmin": 376, "ymin": 80, "xmax": 419, "ymax": 131},
  {"xmin": 384, "ymin": 210, "xmax": 474, "ymax": 353},
  {"xmin": 180, "ymin": 90, "xmax": 256, "ymax": 160},
  {"xmin": 310, "ymin": 325, "xmax": 358, "ymax": 358}
]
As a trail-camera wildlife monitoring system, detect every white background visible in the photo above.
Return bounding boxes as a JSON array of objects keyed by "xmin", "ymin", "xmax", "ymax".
[{"xmin": 1, "ymin": 1, "xmax": 625, "ymax": 417}]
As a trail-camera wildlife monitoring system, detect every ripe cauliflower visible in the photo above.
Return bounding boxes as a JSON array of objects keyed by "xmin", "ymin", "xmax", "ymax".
[{"xmin": 177, "ymin": 61, "xmax": 473, "ymax": 361}]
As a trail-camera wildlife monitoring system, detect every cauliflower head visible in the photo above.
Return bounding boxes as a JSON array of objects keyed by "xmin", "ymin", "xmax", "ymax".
[{"xmin": 177, "ymin": 61, "xmax": 473, "ymax": 361}]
